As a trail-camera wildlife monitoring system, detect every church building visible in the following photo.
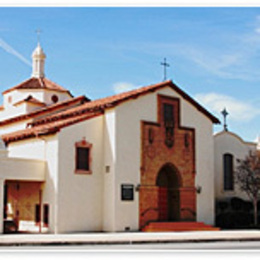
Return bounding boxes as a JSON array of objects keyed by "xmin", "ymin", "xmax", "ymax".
[
  {"xmin": 214, "ymin": 126, "xmax": 259, "ymax": 228},
  {"xmin": 0, "ymin": 43, "xmax": 225, "ymax": 234}
]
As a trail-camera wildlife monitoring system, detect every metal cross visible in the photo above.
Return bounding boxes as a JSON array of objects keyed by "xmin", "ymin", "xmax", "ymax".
[
  {"xmin": 221, "ymin": 108, "xmax": 229, "ymax": 131},
  {"xmin": 160, "ymin": 58, "xmax": 170, "ymax": 81},
  {"xmin": 35, "ymin": 29, "xmax": 42, "ymax": 45}
]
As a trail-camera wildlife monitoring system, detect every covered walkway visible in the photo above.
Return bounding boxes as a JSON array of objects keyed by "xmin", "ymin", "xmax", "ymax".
[{"xmin": 0, "ymin": 154, "xmax": 45, "ymax": 234}]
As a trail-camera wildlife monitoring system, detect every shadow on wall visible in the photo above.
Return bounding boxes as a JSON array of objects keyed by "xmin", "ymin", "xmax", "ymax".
[
  {"xmin": 4, "ymin": 181, "xmax": 51, "ymax": 234},
  {"xmin": 215, "ymin": 197, "xmax": 260, "ymax": 229}
]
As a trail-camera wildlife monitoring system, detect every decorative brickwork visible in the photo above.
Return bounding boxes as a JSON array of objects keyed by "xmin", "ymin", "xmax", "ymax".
[{"xmin": 139, "ymin": 94, "xmax": 196, "ymax": 229}]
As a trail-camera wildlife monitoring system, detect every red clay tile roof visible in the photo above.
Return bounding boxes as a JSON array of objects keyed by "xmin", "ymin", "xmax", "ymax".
[
  {"xmin": 1, "ymin": 80, "xmax": 220, "ymax": 144},
  {"xmin": 0, "ymin": 95, "xmax": 89, "ymax": 126},
  {"xmin": 13, "ymin": 95, "xmax": 47, "ymax": 107},
  {"xmin": 31, "ymin": 80, "xmax": 220, "ymax": 127},
  {"xmin": 2, "ymin": 110, "xmax": 103, "ymax": 144},
  {"xmin": 2, "ymin": 77, "xmax": 73, "ymax": 97}
]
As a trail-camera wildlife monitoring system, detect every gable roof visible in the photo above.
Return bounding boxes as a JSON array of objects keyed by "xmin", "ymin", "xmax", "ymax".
[
  {"xmin": 1, "ymin": 80, "xmax": 220, "ymax": 144},
  {"xmin": 2, "ymin": 110, "xmax": 103, "ymax": 144},
  {"xmin": 2, "ymin": 77, "xmax": 73, "ymax": 97},
  {"xmin": 13, "ymin": 95, "xmax": 47, "ymax": 107},
  {"xmin": 0, "ymin": 95, "xmax": 89, "ymax": 127},
  {"xmin": 31, "ymin": 80, "xmax": 220, "ymax": 127}
]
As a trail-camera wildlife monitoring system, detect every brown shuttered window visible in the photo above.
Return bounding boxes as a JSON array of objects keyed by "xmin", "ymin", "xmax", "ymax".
[
  {"xmin": 75, "ymin": 138, "xmax": 92, "ymax": 174},
  {"xmin": 76, "ymin": 147, "xmax": 90, "ymax": 171}
]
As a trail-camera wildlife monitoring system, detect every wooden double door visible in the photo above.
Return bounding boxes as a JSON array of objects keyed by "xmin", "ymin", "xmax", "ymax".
[{"xmin": 156, "ymin": 164, "xmax": 180, "ymax": 221}]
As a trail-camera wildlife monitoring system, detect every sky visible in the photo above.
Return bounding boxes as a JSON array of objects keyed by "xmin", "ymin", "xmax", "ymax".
[{"xmin": 0, "ymin": 7, "xmax": 259, "ymax": 142}]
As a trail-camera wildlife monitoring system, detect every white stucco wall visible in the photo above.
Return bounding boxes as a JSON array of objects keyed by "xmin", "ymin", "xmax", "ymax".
[
  {"xmin": 111, "ymin": 86, "xmax": 216, "ymax": 230},
  {"xmin": 0, "ymin": 157, "xmax": 45, "ymax": 181},
  {"xmin": 43, "ymin": 90, "xmax": 71, "ymax": 105},
  {"xmin": 41, "ymin": 136, "xmax": 59, "ymax": 234},
  {"xmin": 56, "ymin": 115, "xmax": 104, "ymax": 233},
  {"xmin": 103, "ymin": 109, "xmax": 116, "ymax": 231},
  {"xmin": 16, "ymin": 102, "xmax": 45, "ymax": 114},
  {"xmin": 113, "ymin": 93, "xmax": 156, "ymax": 232},
  {"xmin": 0, "ymin": 104, "xmax": 31, "ymax": 121},
  {"xmin": 214, "ymin": 131, "xmax": 257, "ymax": 201},
  {"xmin": 3, "ymin": 89, "xmax": 70, "ymax": 108},
  {"xmin": 8, "ymin": 138, "xmax": 46, "ymax": 160},
  {"xmin": 1, "ymin": 103, "xmax": 28, "ymax": 120},
  {"xmin": 0, "ymin": 89, "xmax": 71, "ymax": 121},
  {"xmin": 3, "ymin": 90, "xmax": 40, "ymax": 109},
  {"xmin": 1, "ymin": 90, "xmax": 44, "ymax": 121},
  {"xmin": 0, "ymin": 121, "xmax": 30, "ymax": 136}
]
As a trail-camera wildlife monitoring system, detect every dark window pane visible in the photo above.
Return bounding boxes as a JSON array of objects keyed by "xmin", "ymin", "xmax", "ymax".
[
  {"xmin": 4, "ymin": 184, "xmax": 8, "ymax": 219},
  {"xmin": 163, "ymin": 103, "xmax": 174, "ymax": 122},
  {"xmin": 44, "ymin": 204, "xmax": 49, "ymax": 225},
  {"xmin": 76, "ymin": 147, "xmax": 89, "ymax": 171},
  {"xmin": 224, "ymin": 154, "xmax": 234, "ymax": 190},
  {"xmin": 35, "ymin": 204, "xmax": 40, "ymax": 223}
]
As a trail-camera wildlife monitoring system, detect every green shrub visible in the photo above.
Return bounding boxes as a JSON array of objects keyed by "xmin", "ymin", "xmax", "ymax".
[{"xmin": 230, "ymin": 197, "xmax": 244, "ymax": 211}]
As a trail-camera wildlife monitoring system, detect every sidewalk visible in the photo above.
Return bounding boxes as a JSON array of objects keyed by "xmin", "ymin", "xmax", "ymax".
[{"xmin": 0, "ymin": 230, "xmax": 260, "ymax": 246}]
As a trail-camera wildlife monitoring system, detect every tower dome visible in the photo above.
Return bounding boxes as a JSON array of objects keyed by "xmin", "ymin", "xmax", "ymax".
[
  {"xmin": 32, "ymin": 44, "xmax": 46, "ymax": 58},
  {"xmin": 31, "ymin": 43, "xmax": 46, "ymax": 78}
]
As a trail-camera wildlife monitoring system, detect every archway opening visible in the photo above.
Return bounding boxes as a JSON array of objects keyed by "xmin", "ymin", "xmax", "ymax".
[{"xmin": 156, "ymin": 163, "xmax": 181, "ymax": 221}]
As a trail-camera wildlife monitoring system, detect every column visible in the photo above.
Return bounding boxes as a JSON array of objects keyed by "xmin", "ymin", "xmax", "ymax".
[{"xmin": 0, "ymin": 179, "xmax": 4, "ymax": 233}]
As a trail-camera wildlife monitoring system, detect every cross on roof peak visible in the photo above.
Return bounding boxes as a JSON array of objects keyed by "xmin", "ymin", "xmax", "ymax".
[
  {"xmin": 221, "ymin": 108, "xmax": 229, "ymax": 131},
  {"xmin": 160, "ymin": 58, "xmax": 170, "ymax": 81},
  {"xmin": 35, "ymin": 29, "xmax": 42, "ymax": 45}
]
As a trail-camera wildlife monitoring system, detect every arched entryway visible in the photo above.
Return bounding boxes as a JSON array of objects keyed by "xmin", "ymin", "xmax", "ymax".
[{"xmin": 156, "ymin": 163, "xmax": 181, "ymax": 221}]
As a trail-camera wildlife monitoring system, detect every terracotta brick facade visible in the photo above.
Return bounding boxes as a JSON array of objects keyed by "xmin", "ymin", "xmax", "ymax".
[{"xmin": 139, "ymin": 95, "xmax": 196, "ymax": 229}]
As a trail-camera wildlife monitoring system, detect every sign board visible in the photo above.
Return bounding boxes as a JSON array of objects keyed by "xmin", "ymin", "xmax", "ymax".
[{"xmin": 121, "ymin": 184, "xmax": 134, "ymax": 201}]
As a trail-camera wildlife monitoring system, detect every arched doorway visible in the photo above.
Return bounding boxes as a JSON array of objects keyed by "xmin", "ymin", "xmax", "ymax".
[{"xmin": 156, "ymin": 163, "xmax": 181, "ymax": 221}]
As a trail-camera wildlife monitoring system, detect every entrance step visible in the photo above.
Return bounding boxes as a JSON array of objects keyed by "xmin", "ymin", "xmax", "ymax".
[{"xmin": 142, "ymin": 222, "xmax": 220, "ymax": 232}]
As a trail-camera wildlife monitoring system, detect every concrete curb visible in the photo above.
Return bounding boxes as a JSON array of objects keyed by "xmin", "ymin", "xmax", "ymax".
[{"xmin": 0, "ymin": 230, "xmax": 260, "ymax": 246}]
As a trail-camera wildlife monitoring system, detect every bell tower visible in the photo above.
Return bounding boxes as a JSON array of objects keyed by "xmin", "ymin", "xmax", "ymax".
[{"xmin": 31, "ymin": 43, "xmax": 46, "ymax": 78}]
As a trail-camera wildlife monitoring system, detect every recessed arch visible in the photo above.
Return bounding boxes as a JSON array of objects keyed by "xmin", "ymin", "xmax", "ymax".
[
  {"xmin": 156, "ymin": 163, "xmax": 182, "ymax": 188},
  {"xmin": 156, "ymin": 163, "xmax": 182, "ymax": 221}
]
